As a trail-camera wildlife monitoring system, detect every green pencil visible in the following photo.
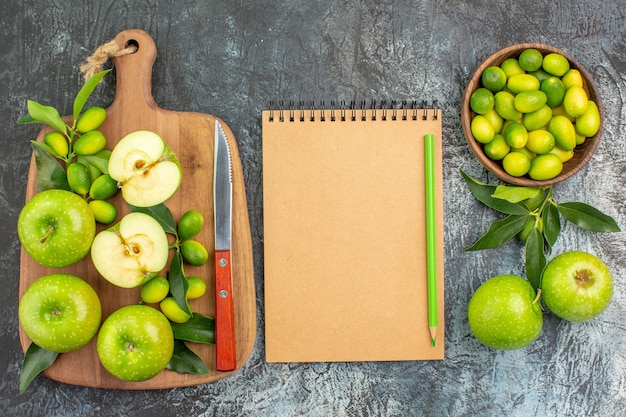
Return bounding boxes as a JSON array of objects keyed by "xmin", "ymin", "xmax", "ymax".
[{"xmin": 424, "ymin": 133, "xmax": 438, "ymax": 347}]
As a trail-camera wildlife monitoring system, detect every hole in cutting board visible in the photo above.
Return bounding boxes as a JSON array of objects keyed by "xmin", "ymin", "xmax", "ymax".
[{"xmin": 125, "ymin": 39, "xmax": 139, "ymax": 52}]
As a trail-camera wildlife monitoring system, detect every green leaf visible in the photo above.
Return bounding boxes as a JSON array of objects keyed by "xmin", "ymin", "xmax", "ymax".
[
  {"xmin": 465, "ymin": 214, "xmax": 530, "ymax": 251},
  {"xmin": 166, "ymin": 339, "xmax": 209, "ymax": 375},
  {"xmin": 170, "ymin": 313, "xmax": 215, "ymax": 344},
  {"xmin": 23, "ymin": 100, "xmax": 68, "ymax": 134},
  {"xmin": 73, "ymin": 69, "xmax": 111, "ymax": 121},
  {"xmin": 542, "ymin": 202, "xmax": 561, "ymax": 250},
  {"xmin": 31, "ymin": 141, "xmax": 71, "ymax": 192},
  {"xmin": 20, "ymin": 343, "xmax": 59, "ymax": 393},
  {"xmin": 492, "ymin": 185, "xmax": 542, "ymax": 203},
  {"xmin": 77, "ymin": 154, "xmax": 109, "ymax": 175},
  {"xmin": 129, "ymin": 203, "xmax": 178, "ymax": 235},
  {"xmin": 525, "ymin": 228, "xmax": 546, "ymax": 290},
  {"xmin": 555, "ymin": 202, "xmax": 621, "ymax": 232},
  {"xmin": 460, "ymin": 170, "xmax": 529, "ymax": 215},
  {"xmin": 168, "ymin": 251, "xmax": 191, "ymax": 315}
]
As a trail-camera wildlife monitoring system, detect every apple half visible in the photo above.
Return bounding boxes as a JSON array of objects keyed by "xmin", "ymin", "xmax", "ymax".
[
  {"xmin": 108, "ymin": 130, "xmax": 181, "ymax": 207},
  {"xmin": 91, "ymin": 212, "xmax": 169, "ymax": 288}
]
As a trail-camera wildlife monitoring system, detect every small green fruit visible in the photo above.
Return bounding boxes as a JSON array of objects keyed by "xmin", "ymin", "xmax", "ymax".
[{"xmin": 76, "ymin": 106, "xmax": 107, "ymax": 133}]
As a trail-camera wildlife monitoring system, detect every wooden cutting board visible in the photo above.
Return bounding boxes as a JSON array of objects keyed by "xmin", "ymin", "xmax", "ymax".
[{"xmin": 18, "ymin": 29, "xmax": 256, "ymax": 389}]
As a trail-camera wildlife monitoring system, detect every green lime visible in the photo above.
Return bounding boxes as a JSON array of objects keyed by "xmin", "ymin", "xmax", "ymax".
[
  {"xmin": 518, "ymin": 49, "xmax": 543, "ymax": 72},
  {"xmin": 502, "ymin": 151, "xmax": 531, "ymax": 177},
  {"xmin": 549, "ymin": 146, "xmax": 574, "ymax": 163},
  {"xmin": 500, "ymin": 58, "xmax": 525, "ymax": 78},
  {"xmin": 74, "ymin": 130, "xmax": 107, "ymax": 156},
  {"xmin": 181, "ymin": 240, "xmax": 209, "ymax": 266},
  {"xmin": 470, "ymin": 88, "xmax": 495, "ymax": 114},
  {"xmin": 141, "ymin": 276, "xmax": 170, "ymax": 304},
  {"xmin": 548, "ymin": 115, "xmax": 577, "ymax": 151},
  {"xmin": 160, "ymin": 297, "xmax": 191, "ymax": 323},
  {"xmin": 186, "ymin": 276, "xmax": 207, "ymax": 300},
  {"xmin": 528, "ymin": 68, "xmax": 551, "ymax": 83},
  {"xmin": 526, "ymin": 130, "xmax": 555, "ymax": 154},
  {"xmin": 89, "ymin": 174, "xmax": 119, "ymax": 200},
  {"xmin": 76, "ymin": 106, "xmax": 107, "ymax": 133},
  {"xmin": 44, "ymin": 131, "xmax": 69, "ymax": 158},
  {"xmin": 177, "ymin": 210, "xmax": 205, "ymax": 241},
  {"xmin": 481, "ymin": 66, "xmax": 507, "ymax": 92},
  {"xmin": 561, "ymin": 69, "xmax": 584, "ymax": 89},
  {"xmin": 563, "ymin": 85, "xmax": 589, "ymax": 118},
  {"xmin": 514, "ymin": 90, "xmax": 547, "ymax": 113},
  {"xmin": 528, "ymin": 153, "xmax": 563, "ymax": 180},
  {"xmin": 67, "ymin": 162, "xmax": 92, "ymax": 195},
  {"xmin": 88, "ymin": 199, "xmax": 118, "ymax": 224},
  {"xmin": 576, "ymin": 134, "xmax": 586, "ymax": 145},
  {"xmin": 494, "ymin": 91, "xmax": 522, "ymax": 121},
  {"xmin": 575, "ymin": 100, "xmax": 601, "ymax": 137},
  {"xmin": 551, "ymin": 104, "xmax": 575, "ymax": 122},
  {"xmin": 523, "ymin": 105, "xmax": 553, "ymax": 131},
  {"xmin": 542, "ymin": 53, "xmax": 570, "ymax": 77},
  {"xmin": 540, "ymin": 77, "xmax": 566, "ymax": 107},
  {"xmin": 507, "ymin": 74, "xmax": 540, "ymax": 94},
  {"xmin": 484, "ymin": 134, "xmax": 510, "ymax": 160},
  {"xmin": 470, "ymin": 115, "xmax": 495, "ymax": 144},
  {"xmin": 482, "ymin": 108, "xmax": 504, "ymax": 133},
  {"xmin": 503, "ymin": 122, "xmax": 528, "ymax": 148}
]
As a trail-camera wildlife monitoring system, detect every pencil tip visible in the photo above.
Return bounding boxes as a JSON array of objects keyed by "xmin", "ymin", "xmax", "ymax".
[{"xmin": 429, "ymin": 327, "xmax": 437, "ymax": 347}]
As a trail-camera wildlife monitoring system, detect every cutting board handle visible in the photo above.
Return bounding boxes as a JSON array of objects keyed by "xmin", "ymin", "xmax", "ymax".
[{"xmin": 108, "ymin": 29, "xmax": 159, "ymax": 116}]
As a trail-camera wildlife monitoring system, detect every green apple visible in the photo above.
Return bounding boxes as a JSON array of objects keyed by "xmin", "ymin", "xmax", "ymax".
[
  {"xmin": 90, "ymin": 212, "xmax": 169, "ymax": 288},
  {"xmin": 19, "ymin": 273, "xmax": 102, "ymax": 352},
  {"xmin": 97, "ymin": 305, "xmax": 174, "ymax": 381},
  {"xmin": 18, "ymin": 189, "xmax": 96, "ymax": 268},
  {"xmin": 468, "ymin": 275, "xmax": 543, "ymax": 350},
  {"xmin": 542, "ymin": 251, "xmax": 613, "ymax": 322},
  {"xmin": 108, "ymin": 130, "xmax": 181, "ymax": 207}
]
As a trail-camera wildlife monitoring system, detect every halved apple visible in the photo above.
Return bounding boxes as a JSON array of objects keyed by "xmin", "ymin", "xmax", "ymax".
[
  {"xmin": 109, "ymin": 130, "xmax": 182, "ymax": 207},
  {"xmin": 91, "ymin": 212, "xmax": 169, "ymax": 288}
]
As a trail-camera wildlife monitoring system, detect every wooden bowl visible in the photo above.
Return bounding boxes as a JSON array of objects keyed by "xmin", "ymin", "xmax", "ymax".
[{"xmin": 461, "ymin": 43, "xmax": 604, "ymax": 186}]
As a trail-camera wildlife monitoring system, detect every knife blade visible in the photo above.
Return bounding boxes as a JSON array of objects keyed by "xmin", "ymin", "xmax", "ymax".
[{"xmin": 213, "ymin": 119, "xmax": 236, "ymax": 371}]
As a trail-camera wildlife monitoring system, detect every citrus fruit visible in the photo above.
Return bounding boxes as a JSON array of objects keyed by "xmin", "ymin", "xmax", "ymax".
[
  {"xmin": 529, "ymin": 68, "xmax": 551, "ymax": 83},
  {"xmin": 141, "ymin": 276, "xmax": 170, "ymax": 304},
  {"xmin": 548, "ymin": 115, "xmax": 577, "ymax": 151},
  {"xmin": 561, "ymin": 69, "xmax": 583, "ymax": 89},
  {"xmin": 76, "ymin": 106, "xmax": 107, "ymax": 133},
  {"xmin": 563, "ymin": 85, "xmax": 589, "ymax": 117},
  {"xmin": 494, "ymin": 91, "xmax": 522, "ymax": 121},
  {"xmin": 483, "ymin": 134, "xmax": 510, "ymax": 160},
  {"xmin": 514, "ymin": 90, "xmax": 547, "ymax": 113},
  {"xmin": 500, "ymin": 58, "xmax": 525, "ymax": 78},
  {"xmin": 470, "ymin": 88, "xmax": 495, "ymax": 114},
  {"xmin": 481, "ymin": 66, "xmax": 507, "ymax": 92},
  {"xmin": 549, "ymin": 146, "xmax": 574, "ymax": 163},
  {"xmin": 160, "ymin": 297, "xmax": 191, "ymax": 323},
  {"xmin": 502, "ymin": 151, "xmax": 531, "ymax": 177},
  {"xmin": 523, "ymin": 105, "xmax": 553, "ymax": 131},
  {"xmin": 89, "ymin": 174, "xmax": 119, "ymax": 200},
  {"xmin": 575, "ymin": 100, "xmax": 601, "ymax": 137},
  {"xmin": 540, "ymin": 77, "xmax": 566, "ymax": 107},
  {"xmin": 482, "ymin": 108, "xmax": 504, "ymax": 133},
  {"xmin": 177, "ymin": 210, "xmax": 205, "ymax": 241},
  {"xmin": 528, "ymin": 153, "xmax": 563, "ymax": 180},
  {"xmin": 180, "ymin": 240, "xmax": 209, "ymax": 266},
  {"xmin": 67, "ymin": 162, "xmax": 92, "ymax": 195},
  {"xmin": 518, "ymin": 48, "xmax": 543, "ymax": 72},
  {"xmin": 507, "ymin": 74, "xmax": 540, "ymax": 94},
  {"xmin": 74, "ymin": 130, "xmax": 107, "ymax": 156},
  {"xmin": 503, "ymin": 122, "xmax": 528, "ymax": 148},
  {"xmin": 526, "ymin": 130, "xmax": 555, "ymax": 154},
  {"xmin": 186, "ymin": 276, "xmax": 207, "ymax": 300},
  {"xmin": 542, "ymin": 53, "xmax": 570, "ymax": 76},
  {"xmin": 44, "ymin": 131, "xmax": 69, "ymax": 158},
  {"xmin": 88, "ymin": 199, "xmax": 118, "ymax": 224},
  {"xmin": 470, "ymin": 115, "xmax": 495, "ymax": 144}
]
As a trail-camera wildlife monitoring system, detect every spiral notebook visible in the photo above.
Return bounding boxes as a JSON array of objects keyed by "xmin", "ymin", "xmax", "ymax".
[{"xmin": 262, "ymin": 101, "xmax": 444, "ymax": 362}]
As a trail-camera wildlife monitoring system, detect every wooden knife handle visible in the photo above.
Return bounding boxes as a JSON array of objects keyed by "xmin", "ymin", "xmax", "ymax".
[{"xmin": 214, "ymin": 249, "xmax": 236, "ymax": 371}]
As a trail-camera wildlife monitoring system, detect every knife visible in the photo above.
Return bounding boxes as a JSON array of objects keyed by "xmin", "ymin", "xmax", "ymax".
[{"xmin": 213, "ymin": 119, "xmax": 236, "ymax": 371}]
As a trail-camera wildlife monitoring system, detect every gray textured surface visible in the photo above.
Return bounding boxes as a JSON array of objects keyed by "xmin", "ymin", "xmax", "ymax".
[{"xmin": 1, "ymin": 1, "xmax": 625, "ymax": 416}]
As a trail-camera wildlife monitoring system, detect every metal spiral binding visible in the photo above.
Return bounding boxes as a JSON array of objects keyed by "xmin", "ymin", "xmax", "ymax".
[{"xmin": 267, "ymin": 99, "xmax": 439, "ymax": 122}]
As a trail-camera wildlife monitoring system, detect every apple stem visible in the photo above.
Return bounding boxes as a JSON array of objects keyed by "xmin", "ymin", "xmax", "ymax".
[
  {"xmin": 39, "ymin": 225, "xmax": 55, "ymax": 243},
  {"xmin": 532, "ymin": 288, "xmax": 542, "ymax": 305}
]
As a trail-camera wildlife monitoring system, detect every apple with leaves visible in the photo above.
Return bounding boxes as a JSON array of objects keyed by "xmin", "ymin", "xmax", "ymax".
[
  {"xmin": 18, "ymin": 189, "xmax": 96, "ymax": 268},
  {"xmin": 108, "ymin": 130, "xmax": 182, "ymax": 207},
  {"xmin": 541, "ymin": 251, "xmax": 613, "ymax": 322}
]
